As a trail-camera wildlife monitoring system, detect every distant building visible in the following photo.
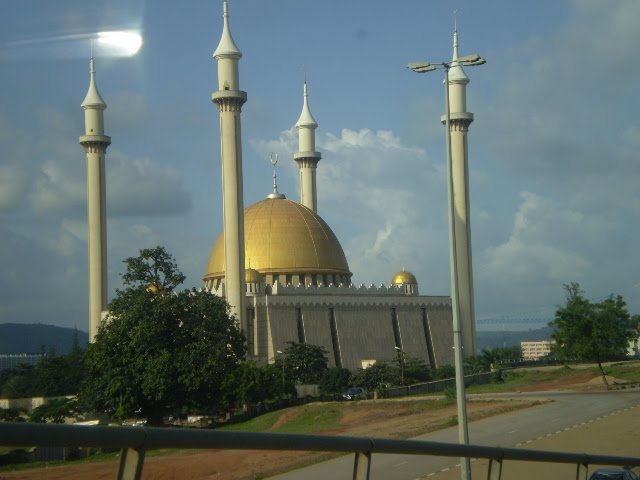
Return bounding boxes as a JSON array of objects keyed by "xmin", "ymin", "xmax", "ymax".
[
  {"xmin": 0, "ymin": 354, "xmax": 44, "ymax": 372},
  {"xmin": 521, "ymin": 340, "xmax": 555, "ymax": 361}
]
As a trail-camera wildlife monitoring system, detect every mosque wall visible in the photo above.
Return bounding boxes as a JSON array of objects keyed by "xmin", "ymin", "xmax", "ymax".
[
  {"xmin": 252, "ymin": 290, "xmax": 455, "ymax": 371},
  {"xmin": 266, "ymin": 304, "xmax": 298, "ymax": 356},
  {"xmin": 255, "ymin": 304, "xmax": 270, "ymax": 361},
  {"xmin": 396, "ymin": 306, "xmax": 434, "ymax": 368},
  {"xmin": 298, "ymin": 307, "xmax": 338, "ymax": 367},
  {"xmin": 425, "ymin": 304, "xmax": 456, "ymax": 367},
  {"xmin": 333, "ymin": 305, "xmax": 398, "ymax": 370}
]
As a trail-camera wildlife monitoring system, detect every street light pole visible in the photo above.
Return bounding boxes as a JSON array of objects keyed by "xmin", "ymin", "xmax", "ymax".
[{"xmin": 408, "ymin": 53, "xmax": 485, "ymax": 480}]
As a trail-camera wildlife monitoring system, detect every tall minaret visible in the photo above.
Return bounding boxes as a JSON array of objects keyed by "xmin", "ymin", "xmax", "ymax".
[
  {"xmin": 293, "ymin": 81, "xmax": 321, "ymax": 212},
  {"xmin": 212, "ymin": 0, "xmax": 246, "ymax": 329},
  {"xmin": 442, "ymin": 27, "xmax": 477, "ymax": 356},
  {"xmin": 79, "ymin": 58, "xmax": 111, "ymax": 342}
]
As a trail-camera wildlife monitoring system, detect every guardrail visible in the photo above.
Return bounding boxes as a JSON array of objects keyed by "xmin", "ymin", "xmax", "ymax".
[{"xmin": 0, "ymin": 422, "xmax": 638, "ymax": 480}]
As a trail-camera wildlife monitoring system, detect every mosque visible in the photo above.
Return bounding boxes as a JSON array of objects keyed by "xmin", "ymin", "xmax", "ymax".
[{"xmin": 80, "ymin": 1, "xmax": 486, "ymax": 371}]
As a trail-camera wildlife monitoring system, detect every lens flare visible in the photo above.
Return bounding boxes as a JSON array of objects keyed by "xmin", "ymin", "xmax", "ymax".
[
  {"xmin": 1, "ymin": 30, "xmax": 143, "ymax": 61},
  {"xmin": 96, "ymin": 31, "xmax": 143, "ymax": 57}
]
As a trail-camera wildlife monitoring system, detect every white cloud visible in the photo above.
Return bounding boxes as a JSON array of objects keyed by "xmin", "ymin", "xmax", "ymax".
[
  {"xmin": 107, "ymin": 150, "xmax": 191, "ymax": 216},
  {"xmin": 250, "ymin": 127, "xmax": 450, "ymax": 289},
  {"xmin": 0, "ymin": 165, "xmax": 28, "ymax": 210},
  {"xmin": 30, "ymin": 160, "xmax": 86, "ymax": 212}
]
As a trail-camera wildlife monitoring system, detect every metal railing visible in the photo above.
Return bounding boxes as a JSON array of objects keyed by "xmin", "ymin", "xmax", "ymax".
[{"xmin": 1, "ymin": 422, "xmax": 638, "ymax": 480}]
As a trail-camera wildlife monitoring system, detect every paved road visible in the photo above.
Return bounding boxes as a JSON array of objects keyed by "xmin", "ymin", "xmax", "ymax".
[{"xmin": 268, "ymin": 389, "xmax": 640, "ymax": 480}]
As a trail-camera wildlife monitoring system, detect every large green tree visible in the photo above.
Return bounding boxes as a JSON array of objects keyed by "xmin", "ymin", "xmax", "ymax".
[
  {"xmin": 81, "ymin": 247, "xmax": 246, "ymax": 425},
  {"xmin": 277, "ymin": 342, "xmax": 329, "ymax": 385},
  {"xmin": 550, "ymin": 283, "xmax": 639, "ymax": 385}
]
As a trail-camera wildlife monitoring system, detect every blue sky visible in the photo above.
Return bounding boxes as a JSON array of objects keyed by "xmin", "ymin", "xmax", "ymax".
[{"xmin": 1, "ymin": 0, "xmax": 639, "ymax": 333}]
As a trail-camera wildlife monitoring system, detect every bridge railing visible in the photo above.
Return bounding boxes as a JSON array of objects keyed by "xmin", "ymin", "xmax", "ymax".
[{"xmin": 1, "ymin": 422, "xmax": 638, "ymax": 480}]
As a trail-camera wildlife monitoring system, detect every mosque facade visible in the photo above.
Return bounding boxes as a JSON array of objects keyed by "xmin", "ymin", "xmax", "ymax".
[
  {"xmin": 79, "ymin": 2, "xmax": 478, "ymax": 370},
  {"xmin": 203, "ymin": 1, "xmax": 458, "ymax": 370}
]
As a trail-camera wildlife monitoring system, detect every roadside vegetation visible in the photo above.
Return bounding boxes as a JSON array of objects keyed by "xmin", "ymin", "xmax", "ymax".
[{"xmin": 466, "ymin": 362, "xmax": 640, "ymax": 394}]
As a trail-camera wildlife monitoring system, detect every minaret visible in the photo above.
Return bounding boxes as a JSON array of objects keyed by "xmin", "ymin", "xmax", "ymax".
[
  {"xmin": 293, "ymin": 80, "xmax": 321, "ymax": 212},
  {"xmin": 442, "ymin": 27, "xmax": 477, "ymax": 356},
  {"xmin": 212, "ymin": 0, "xmax": 247, "ymax": 329},
  {"xmin": 79, "ymin": 58, "xmax": 111, "ymax": 342}
]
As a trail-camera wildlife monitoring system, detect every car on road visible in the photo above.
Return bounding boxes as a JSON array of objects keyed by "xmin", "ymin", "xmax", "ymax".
[
  {"xmin": 342, "ymin": 387, "xmax": 367, "ymax": 400},
  {"xmin": 589, "ymin": 468, "xmax": 639, "ymax": 480}
]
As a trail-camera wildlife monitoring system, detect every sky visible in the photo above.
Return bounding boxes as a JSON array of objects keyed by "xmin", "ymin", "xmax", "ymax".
[{"xmin": 1, "ymin": 0, "xmax": 639, "ymax": 333}]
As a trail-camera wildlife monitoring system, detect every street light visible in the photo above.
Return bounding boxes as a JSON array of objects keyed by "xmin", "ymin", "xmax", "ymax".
[
  {"xmin": 394, "ymin": 346, "xmax": 405, "ymax": 386},
  {"xmin": 408, "ymin": 52, "xmax": 485, "ymax": 480},
  {"xmin": 276, "ymin": 350, "xmax": 285, "ymax": 394}
]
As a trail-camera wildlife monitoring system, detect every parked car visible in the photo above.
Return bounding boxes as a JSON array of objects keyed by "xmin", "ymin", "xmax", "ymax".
[
  {"xmin": 589, "ymin": 468, "xmax": 639, "ymax": 480},
  {"xmin": 342, "ymin": 387, "xmax": 367, "ymax": 400}
]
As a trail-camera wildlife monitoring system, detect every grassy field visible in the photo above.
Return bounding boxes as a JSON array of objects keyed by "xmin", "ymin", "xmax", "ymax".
[
  {"xmin": 466, "ymin": 361, "xmax": 640, "ymax": 394},
  {"xmin": 222, "ymin": 398, "xmax": 461, "ymax": 434}
]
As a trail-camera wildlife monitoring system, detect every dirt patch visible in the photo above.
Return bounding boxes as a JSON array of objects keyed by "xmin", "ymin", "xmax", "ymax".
[
  {"xmin": 268, "ymin": 408, "xmax": 299, "ymax": 431},
  {"xmin": 517, "ymin": 370, "xmax": 596, "ymax": 392},
  {"xmin": 0, "ymin": 399, "xmax": 542, "ymax": 480},
  {"xmin": 586, "ymin": 375, "xmax": 626, "ymax": 385}
]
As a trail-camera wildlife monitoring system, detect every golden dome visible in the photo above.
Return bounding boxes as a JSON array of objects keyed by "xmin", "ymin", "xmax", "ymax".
[
  {"xmin": 205, "ymin": 198, "xmax": 351, "ymax": 284},
  {"xmin": 392, "ymin": 269, "xmax": 418, "ymax": 285},
  {"xmin": 245, "ymin": 268, "xmax": 262, "ymax": 283}
]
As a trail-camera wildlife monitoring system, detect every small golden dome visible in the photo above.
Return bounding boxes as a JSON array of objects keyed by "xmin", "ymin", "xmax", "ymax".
[
  {"xmin": 205, "ymin": 198, "xmax": 351, "ymax": 282},
  {"xmin": 245, "ymin": 268, "xmax": 262, "ymax": 283},
  {"xmin": 392, "ymin": 269, "xmax": 418, "ymax": 285},
  {"xmin": 146, "ymin": 283, "xmax": 163, "ymax": 293}
]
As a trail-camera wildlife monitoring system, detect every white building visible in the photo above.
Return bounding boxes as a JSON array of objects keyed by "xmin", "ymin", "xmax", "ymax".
[{"xmin": 521, "ymin": 340, "xmax": 555, "ymax": 361}]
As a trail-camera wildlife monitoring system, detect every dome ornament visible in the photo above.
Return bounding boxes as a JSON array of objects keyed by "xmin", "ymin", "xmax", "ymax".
[{"xmin": 267, "ymin": 152, "xmax": 285, "ymax": 199}]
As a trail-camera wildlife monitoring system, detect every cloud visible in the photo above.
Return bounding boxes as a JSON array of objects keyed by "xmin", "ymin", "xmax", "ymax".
[
  {"xmin": 107, "ymin": 150, "xmax": 191, "ymax": 216},
  {"xmin": 482, "ymin": 192, "xmax": 591, "ymax": 285},
  {"xmin": 0, "ymin": 106, "xmax": 192, "ymax": 217},
  {"xmin": 250, "ymin": 127, "xmax": 450, "ymax": 289},
  {"xmin": 0, "ymin": 164, "xmax": 28, "ymax": 210}
]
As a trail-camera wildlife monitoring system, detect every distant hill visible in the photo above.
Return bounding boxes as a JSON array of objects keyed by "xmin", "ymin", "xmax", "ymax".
[
  {"xmin": 477, "ymin": 326, "xmax": 554, "ymax": 352},
  {"xmin": 0, "ymin": 322, "xmax": 554, "ymax": 357},
  {"xmin": 0, "ymin": 323, "xmax": 89, "ymax": 354}
]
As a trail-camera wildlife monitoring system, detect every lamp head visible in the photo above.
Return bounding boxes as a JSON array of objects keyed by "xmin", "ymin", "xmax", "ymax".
[{"xmin": 408, "ymin": 62, "xmax": 437, "ymax": 73}]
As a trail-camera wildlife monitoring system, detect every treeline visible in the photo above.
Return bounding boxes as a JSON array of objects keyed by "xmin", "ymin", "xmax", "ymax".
[{"xmin": 0, "ymin": 336, "xmax": 84, "ymax": 399}]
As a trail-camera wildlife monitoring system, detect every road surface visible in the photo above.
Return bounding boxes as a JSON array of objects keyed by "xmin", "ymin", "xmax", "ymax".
[{"xmin": 269, "ymin": 389, "xmax": 640, "ymax": 480}]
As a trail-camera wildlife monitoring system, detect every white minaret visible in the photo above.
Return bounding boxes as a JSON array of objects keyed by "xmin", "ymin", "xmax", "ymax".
[
  {"xmin": 293, "ymin": 80, "xmax": 321, "ymax": 212},
  {"xmin": 212, "ymin": 0, "xmax": 246, "ymax": 329},
  {"xmin": 442, "ymin": 28, "xmax": 477, "ymax": 356},
  {"xmin": 79, "ymin": 58, "xmax": 111, "ymax": 342}
]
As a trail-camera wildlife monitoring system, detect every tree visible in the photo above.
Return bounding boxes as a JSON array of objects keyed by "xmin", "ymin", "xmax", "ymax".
[
  {"xmin": 277, "ymin": 342, "xmax": 329, "ymax": 384},
  {"xmin": 392, "ymin": 355, "xmax": 431, "ymax": 385},
  {"xmin": 29, "ymin": 398, "xmax": 77, "ymax": 424},
  {"xmin": 550, "ymin": 283, "xmax": 639, "ymax": 386},
  {"xmin": 81, "ymin": 247, "xmax": 246, "ymax": 425},
  {"xmin": 478, "ymin": 346, "xmax": 523, "ymax": 371},
  {"xmin": 319, "ymin": 367, "xmax": 352, "ymax": 396},
  {"xmin": 0, "ymin": 344, "xmax": 84, "ymax": 399},
  {"xmin": 351, "ymin": 363, "xmax": 394, "ymax": 392},
  {"xmin": 0, "ymin": 407, "xmax": 23, "ymax": 422},
  {"xmin": 222, "ymin": 361, "xmax": 295, "ymax": 409}
]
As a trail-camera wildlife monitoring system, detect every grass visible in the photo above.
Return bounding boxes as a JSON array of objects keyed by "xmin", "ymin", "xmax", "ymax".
[
  {"xmin": 466, "ymin": 365, "xmax": 587, "ymax": 394},
  {"xmin": 221, "ymin": 408, "xmax": 283, "ymax": 432},
  {"xmin": 274, "ymin": 404, "xmax": 342, "ymax": 433},
  {"xmin": 0, "ymin": 450, "xmax": 121, "ymax": 472},
  {"xmin": 604, "ymin": 362, "xmax": 640, "ymax": 382},
  {"xmin": 222, "ymin": 403, "xmax": 343, "ymax": 434}
]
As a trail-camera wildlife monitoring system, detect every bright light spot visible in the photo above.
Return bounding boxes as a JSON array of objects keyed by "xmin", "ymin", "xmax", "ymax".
[{"xmin": 96, "ymin": 31, "xmax": 143, "ymax": 57}]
